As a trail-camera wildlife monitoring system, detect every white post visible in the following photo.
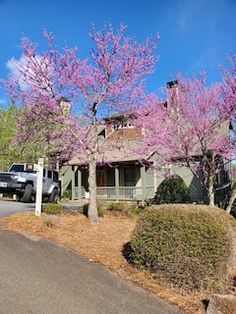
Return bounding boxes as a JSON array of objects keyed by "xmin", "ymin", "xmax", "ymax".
[{"xmin": 35, "ymin": 158, "xmax": 44, "ymax": 216}]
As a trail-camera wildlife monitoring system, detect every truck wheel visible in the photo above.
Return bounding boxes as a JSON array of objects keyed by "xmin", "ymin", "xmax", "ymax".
[
  {"xmin": 48, "ymin": 189, "xmax": 59, "ymax": 203},
  {"xmin": 21, "ymin": 183, "xmax": 33, "ymax": 203}
]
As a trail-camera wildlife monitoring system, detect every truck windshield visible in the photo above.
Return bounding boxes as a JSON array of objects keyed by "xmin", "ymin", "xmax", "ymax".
[{"xmin": 9, "ymin": 164, "xmax": 36, "ymax": 173}]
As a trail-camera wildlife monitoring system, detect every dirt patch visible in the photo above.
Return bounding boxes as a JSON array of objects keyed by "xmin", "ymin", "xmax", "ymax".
[{"xmin": 0, "ymin": 210, "xmax": 211, "ymax": 314}]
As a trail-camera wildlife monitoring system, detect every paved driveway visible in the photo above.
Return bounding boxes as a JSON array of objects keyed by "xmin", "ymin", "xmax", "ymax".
[
  {"xmin": 0, "ymin": 228, "xmax": 184, "ymax": 314},
  {"xmin": 0, "ymin": 200, "xmax": 34, "ymax": 217}
]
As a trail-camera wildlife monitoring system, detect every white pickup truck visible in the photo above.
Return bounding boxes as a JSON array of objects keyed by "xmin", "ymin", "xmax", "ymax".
[{"xmin": 0, "ymin": 163, "xmax": 59, "ymax": 202}]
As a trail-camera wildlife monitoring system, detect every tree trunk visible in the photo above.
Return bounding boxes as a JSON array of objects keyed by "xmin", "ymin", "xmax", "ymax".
[
  {"xmin": 226, "ymin": 186, "xmax": 236, "ymax": 214},
  {"xmin": 208, "ymin": 176, "xmax": 215, "ymax": 206},
  {"xmin": 88, "ymin": 157, "xmax": 99, "ymax": 223}
]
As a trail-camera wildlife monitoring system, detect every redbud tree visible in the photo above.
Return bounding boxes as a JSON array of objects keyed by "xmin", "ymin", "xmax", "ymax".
[
  {"xmin": 222, "ymin": 55, "xmax": 236, "ymax": 213},
  {"xmin": 4, "ymin": 25, "xmax": 159, "ymax": 223},
  {"xmin": 136, "ymin": 75, "xmax": 234, "ymax": 207}
]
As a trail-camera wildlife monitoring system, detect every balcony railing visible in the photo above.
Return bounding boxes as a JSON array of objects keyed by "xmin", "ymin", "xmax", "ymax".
[{"xmin": 72, "ymin": 186, "xmax": 155, "ymax": 201}]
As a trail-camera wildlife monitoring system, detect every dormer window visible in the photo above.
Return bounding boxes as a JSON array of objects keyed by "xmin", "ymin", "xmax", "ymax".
[{"xmin": 112, "ymin": 120, "xmax": 133, "ymax": 130}]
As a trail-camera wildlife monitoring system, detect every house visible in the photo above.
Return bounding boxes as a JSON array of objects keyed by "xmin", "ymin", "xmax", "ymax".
[
  {"xmin": 61, "ymin": 113, "xmax": 230, "ymax": 203},
  {"xmin": 61, "ymin": 114, "xmax": 155, "ymax": 201},
  {"xmin": 60, "ymin": 82, "xmax": 232, "ymax": 204}
]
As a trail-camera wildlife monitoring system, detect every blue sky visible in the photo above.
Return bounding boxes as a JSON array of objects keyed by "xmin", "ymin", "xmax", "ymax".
[{"xmin": 0, "ymin": 0, "xmax": 235, "ymax": 105}]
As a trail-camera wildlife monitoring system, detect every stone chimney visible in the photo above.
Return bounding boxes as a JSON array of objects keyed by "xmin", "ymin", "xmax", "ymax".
[{"xmin": 166, "ymin": 80, "xmax": 179, "ymax": 107}]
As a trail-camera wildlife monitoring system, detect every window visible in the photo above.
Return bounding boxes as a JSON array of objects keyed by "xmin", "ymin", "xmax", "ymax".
[
  {"xmin": 124, "ymin": 166, "xmax": 136, "ymax": 186},
  {"xmin": 9, "ymin": 164, "xmax": 24, "ymax": 173},
  {"xmin": 74, "ymin": 170, "xmax": 78, "ymax": 187},
  {"xmin": 112, "ymin": 120, "xmax": 133, "ymax": 130},
  {"xmin": 48, "ymin": 170, "xmax": 52, "ymax": 179},
  {"xmin": 9, "ymin": 164, "xmax": 36, "ymax": 174}
]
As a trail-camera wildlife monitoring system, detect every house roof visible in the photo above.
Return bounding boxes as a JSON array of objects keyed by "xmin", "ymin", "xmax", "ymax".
[
  {"xmin": 67, "ymin": 113, "xmax": 231, "ymax": 167},
  {"xmin": 68, "ymin": 138, "xmax": 150, "ymax": 166}
]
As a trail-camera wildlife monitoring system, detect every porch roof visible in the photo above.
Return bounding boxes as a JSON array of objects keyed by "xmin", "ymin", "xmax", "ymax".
[{"xmin": 68, "ymin": 139, "xmax": 152, "ymax": 166}]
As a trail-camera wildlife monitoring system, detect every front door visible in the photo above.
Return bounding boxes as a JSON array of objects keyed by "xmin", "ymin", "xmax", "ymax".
[{"xmin": 96, "ymin": 170, "xmax": 106, "ymax": 187}]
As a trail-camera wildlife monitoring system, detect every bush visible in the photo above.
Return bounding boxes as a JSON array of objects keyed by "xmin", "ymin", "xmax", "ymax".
[
  {"xmin": 42, "ymin": 203, "xmax": 64, "ymax": 215},
  {"xmin": 127, "ymin": 205, "xmax": 235, "ymax": 291},
  {"xmin": 106, "ymin": 202, "xmax": 144, "ymax": 216},
  {"xmin": 62, "ymin": 189, "xmax": 72, "ymax": 200},
  {"xmin": 153, "ymin": 175, "xmax": 191, "ymax": 204},
  {"xmin": 126, "ymin": 205, "xmax": 144, "ymax": 216},
  {"xmin": 82, "ymin": 202, "xmax": 142, "ymax": 217},
  {"xmin": 107, "ymin": 202, "xmax": 125, "ymax": 211}
]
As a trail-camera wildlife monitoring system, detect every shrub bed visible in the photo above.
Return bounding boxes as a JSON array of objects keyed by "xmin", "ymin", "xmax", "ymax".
[
  {"xmin": 127, "ymin": 204, "xmax": 235, "ymax": 291},
  {"xmin": 107, "ymin": 202, "xmax": 143, "ymax": 216},
  {"xmin": 42, "ymin": 203, "xmax": 64, "ymax": 215}
]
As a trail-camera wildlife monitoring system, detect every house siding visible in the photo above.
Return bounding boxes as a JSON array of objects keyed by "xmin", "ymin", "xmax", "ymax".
[
  {"xmin": 171, "ymin": 165, "xmax": 205, "ymax": 202},
  {"xmin": 60, "ymin": 165, "xmax": 74, "ymax": 193},
  {"xmin": 107, "ymin": 127, "xmax": 142, "ymax": 139},
  {"xmin": 145, "ymin": 166, "xmax": 155, "ymax": 199}
]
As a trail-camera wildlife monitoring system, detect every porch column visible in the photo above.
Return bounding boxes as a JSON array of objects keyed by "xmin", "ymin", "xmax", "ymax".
[
  {"xmin": 77, "ymin": 168, "xmax": 82, "ymax": 199},
  {"xmin": 141, "ymin": 165, "xmax": 146, "ymax": 201},
  {"xmin": 115, "ymin": 167, "xmax": 119, "ymax": 201},
  {"xmin": 154, "ymin": 160, "xmax": 158, "ymax": 192}
]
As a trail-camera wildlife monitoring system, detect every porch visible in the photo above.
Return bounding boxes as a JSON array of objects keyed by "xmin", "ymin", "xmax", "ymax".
[{"xmin": 70, "ymin": 162, "xmax": 155, "ymax": 201}]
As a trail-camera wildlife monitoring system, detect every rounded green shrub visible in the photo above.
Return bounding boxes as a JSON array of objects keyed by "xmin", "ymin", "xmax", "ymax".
[
  {"xmin": 127, "ymin": 205, "xmax": 235, "ymax": 291},
  {"xmin": 153, "ymin": 175, "xmax": 191, "ymax": 204},
  {"xmin": 42, "ymin": 203, "xmax": 64, "ymax": 215}
]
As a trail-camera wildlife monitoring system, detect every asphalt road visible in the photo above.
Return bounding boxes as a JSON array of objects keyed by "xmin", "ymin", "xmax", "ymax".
[
  {"xmin": 0, "ymin": 200, "xmax": 34, "ymax": 217},
  {"xmin": 0, "ymin": 228, "xmax": 185, "ymax": 314},
  {"xmin": 0, "ymin": 200, "xmax": 82, "ymax": 217}
]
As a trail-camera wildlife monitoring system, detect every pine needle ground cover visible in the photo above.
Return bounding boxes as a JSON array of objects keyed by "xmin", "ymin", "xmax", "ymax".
[{"xmin": 1, "ymin": 204, "xmax": 236, "ymax": 313}]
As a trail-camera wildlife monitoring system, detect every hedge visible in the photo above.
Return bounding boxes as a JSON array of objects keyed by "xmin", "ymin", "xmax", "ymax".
[{"xmin": 127, "ymin": 204, "xmax": 235, "ymax": 291}]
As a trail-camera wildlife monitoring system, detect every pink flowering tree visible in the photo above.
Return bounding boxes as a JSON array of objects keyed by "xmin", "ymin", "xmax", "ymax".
[
  {"xmin": 136, "ymin": 75, "xmax": 234, "ymax": 207},
  {"xmin": 3, "ymin": 33, "xmax": 74, "ymax": 164},
  {"xmin": 221, "ymin": 55, "xmax": 236, "ymax": 213},
  {"xmin": 4, "ymin": 25, "xmax": 159, "ymax": 223}
]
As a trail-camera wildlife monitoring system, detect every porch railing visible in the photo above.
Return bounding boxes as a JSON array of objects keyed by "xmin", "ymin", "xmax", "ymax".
[
  {"xmin": 72, "ymin": 186, "xmax": 155, "ymax": 201},
  {"xmin": 97, "ymin": 186, "xmax": 144, "ymax": 200},
  {"xmin": 73, "ymin": 186, "xmax": 86, "ymax": 199}
]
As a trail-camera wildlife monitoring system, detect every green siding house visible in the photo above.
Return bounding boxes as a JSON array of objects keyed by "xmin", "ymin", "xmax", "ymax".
[
  {"xmin": 61, "ymin": 149, "xmax": 208, "ymax": 203},
  {"xmin": 60, "ymin": 114, "xmax": 231, "ymax": 204}
]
